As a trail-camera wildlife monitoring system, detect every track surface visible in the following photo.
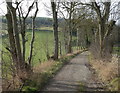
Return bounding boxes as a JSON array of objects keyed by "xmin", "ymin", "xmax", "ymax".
[{"xmin": 43, "ymin": 51, "xmax": 92, "ymax": 92}]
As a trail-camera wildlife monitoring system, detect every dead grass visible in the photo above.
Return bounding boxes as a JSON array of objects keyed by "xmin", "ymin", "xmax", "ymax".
[
  {"xmin": 29, "ymin": 50, "xmax": 82, "ymax": 91},
  {"xmin": 2, "ymin": 50, "xmax": 82, "ymax": 91},
  {"xmin": 22, "ymin": 60, "xmax": 57, "ymax": 91},
  {"xmin": 90, "ymin": 54, "xmax": 118, "ymax": 82},
  {"xmin": 2, "ymin": 75, "xmax": 22, "ymax": 91},
  {"xmin": 33, "ymin": 60, "xmax": 55, "ymax": 73},
  {"xmin": 59, "ymin": 50, "xmax": 81, "ymax": 58},
  {"xmin": 89, "ymin": 53, "xmax": 119, "ymax": 91}
]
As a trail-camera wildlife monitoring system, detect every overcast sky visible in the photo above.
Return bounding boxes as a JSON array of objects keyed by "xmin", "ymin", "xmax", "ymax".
[
  {"xmin": 0, "ymin": 0, "xmax": 52, "ymax": 18},
  {"xmin": 0, "ymin": 0, "xmax": 120, "ymax": 25},
  {"xmin": 0, "ymin": 0, "xmax": 120, "ymax": 17}
]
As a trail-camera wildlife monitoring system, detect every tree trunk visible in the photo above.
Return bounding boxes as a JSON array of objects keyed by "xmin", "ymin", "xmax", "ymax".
[
  {"xmin": 59, "ymin": 41, "xmax": 62, "ymax": 56},
  {"xmin": 98, "ymin": 19, "xmax": 105, "ymax": 58},
  {"xmin": 28, "ymin": 2, "xmax": 38, "ymax": 66},
  {"xmin": 11, "ymin": 7, "xmax": 23, "ymax": 68},
  {"xmin": 18, "ymin": 2, "xmax": 34, "ymax": 62},
  {"xmin": 21, "ymin": 19, "xmax": 26, "ymax": 62},
  {"xmin": 91, "ymin": 2, "xmax": 111, "ymax": 58},
  {"xmin": 51, "ymin": 2, "xmax": 59, "ymax": 60},
  {"xmin": 28, "ymin": 18, "xmax": 35, "ymax": 66},
  {"xmin": 63, "ymin": 30, "xmax": 68, "ymax": 54},
  {"xmin": 67, "ymin": 13, "xmax": 72, "ymax": 53},
  {"xmin": 67, "ymin": 33, "xmax": 72, "ymax": 53},
  {"xmin": 6, "ymin": 7, "xmax": 18, "ymax": 68},
  {"xmin": 6, "ymin": 1, "xmax": 24, "ymax": 70},
  {"xmin": 5, "ymin": 1, "xmax": 29, "ymax": 82}
]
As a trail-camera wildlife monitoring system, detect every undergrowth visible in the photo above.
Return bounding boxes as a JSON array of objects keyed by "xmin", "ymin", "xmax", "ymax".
[{"xmin": 89, "ymin": 52, "xmax": 119, "ymax": 91}]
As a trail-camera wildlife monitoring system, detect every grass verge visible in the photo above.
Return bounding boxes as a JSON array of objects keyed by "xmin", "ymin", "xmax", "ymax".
[{"xmin": 88, "ymin": 52, "xmax": 119, "ymax": 91}]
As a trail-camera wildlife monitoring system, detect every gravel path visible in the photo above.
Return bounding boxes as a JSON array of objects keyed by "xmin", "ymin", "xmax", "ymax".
[{"xmin": 42, "ymin": 51, "xmax": 92, "ymax": 92}]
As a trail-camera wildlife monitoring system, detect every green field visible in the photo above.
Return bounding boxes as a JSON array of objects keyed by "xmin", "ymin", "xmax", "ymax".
[
  {"xmin": 2, "ymin": 31, "xmax": 53, "ymax": 66},
  {"xmin": 1, "ymin": 30, "xmax": 70, "ymax": 66},
  {"xmin": 25, "ymin": 31, "xmax": 54, "ymax": 65}
]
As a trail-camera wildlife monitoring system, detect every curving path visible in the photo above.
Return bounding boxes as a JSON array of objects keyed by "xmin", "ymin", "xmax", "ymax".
[{"xmin": 42, "ymin": 51, "xmax": 93, "ymax": 92}]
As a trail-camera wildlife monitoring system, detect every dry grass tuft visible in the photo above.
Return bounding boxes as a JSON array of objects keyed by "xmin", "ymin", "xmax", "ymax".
[
  {"xmin": 60, "ymin": 50, "xmax": 81, "ymax": 58},
  {"xmin": 90, "ymin": 55, "xmax": 118, "ymax": 82},
  {"xmin": 33, "ymin": 60, "xmax": 55, "ymax": 73},
  {"xmin": 2, "ymin": 75, "xmax": 22, "ymax": 91}
]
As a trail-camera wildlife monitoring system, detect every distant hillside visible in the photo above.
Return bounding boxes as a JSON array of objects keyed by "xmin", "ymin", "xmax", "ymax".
[
  {"xmin": 0, "ymin": 16, "xmax": 64, "ymax": 28},
  {"xmin": 26, "ymin": 17, "xmax": 53, "ymax": 27},
  {"xmin": 0, "ymin": 16, "xmax": 53, "ymax": 27}
]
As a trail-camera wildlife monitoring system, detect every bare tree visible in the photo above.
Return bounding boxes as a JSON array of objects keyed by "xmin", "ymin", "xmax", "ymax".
[
  {"xmin": 59, "ymin": 2, "xmax": 81, "ymax": 53},
  {"xmin": 6, "ymin": 0, "xmax": 23, "ymax": 72},
  {"xmin": 28, "ymin": 2, "xmax": 38, "ymax": 66},
  {"xmin": 79, "ymin": 1, "xmax": 119, "ymax": 58},
  {"xmin": 18, "ymin": 2, "xmax": 35, "ymax": 62},
  {"xmin": 51, "ymin": 0, "xmax": 59, "ymax": 60},
  {"xmin": 5, "ymin": 1, "xmax": 39, "ymax": 87},
  {"xmin": 5, "ymin": 1, "xmax": 18, "ymax": 68}
]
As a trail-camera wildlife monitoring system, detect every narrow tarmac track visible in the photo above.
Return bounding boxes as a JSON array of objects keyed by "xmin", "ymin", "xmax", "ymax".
[{"xmin": 42, "ymin": 51, "xmax": 92, "ymax": 92}]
